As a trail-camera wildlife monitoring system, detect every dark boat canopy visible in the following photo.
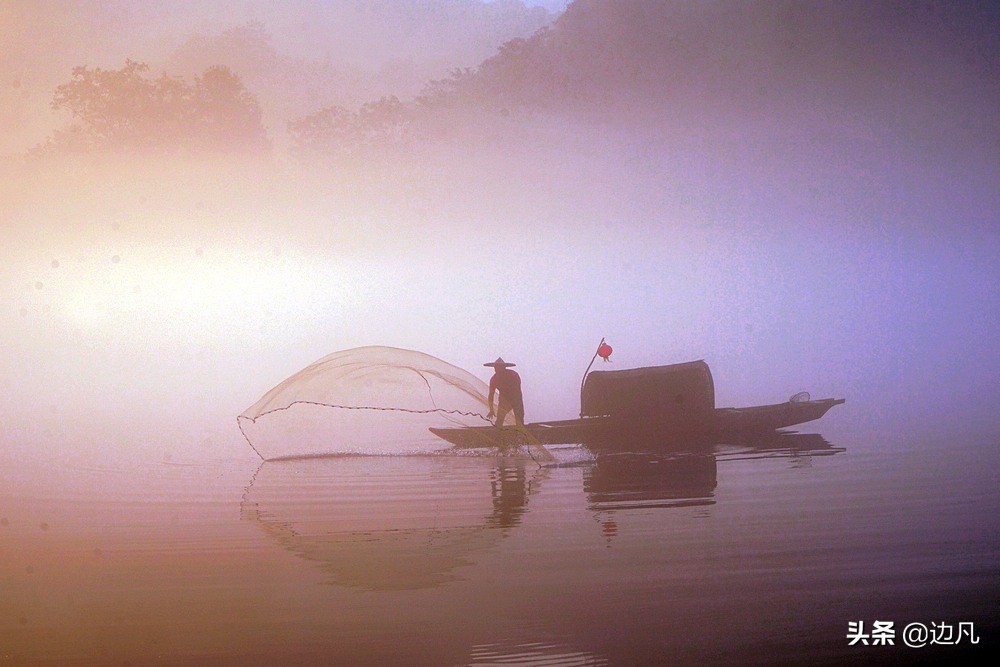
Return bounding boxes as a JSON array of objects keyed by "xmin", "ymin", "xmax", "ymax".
[{"xmin": 581, "ymin": 360, "xmax": 715, "ymax": 426}]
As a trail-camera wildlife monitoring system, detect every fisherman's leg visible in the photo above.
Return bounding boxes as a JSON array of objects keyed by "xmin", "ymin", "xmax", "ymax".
[
  {"xmin": 494, "ymin": 401, "xmax": 511, "ymax": 427},
  {"xmin": 513, "ymin": 400, "xmax": 525, "ymax": 427}
]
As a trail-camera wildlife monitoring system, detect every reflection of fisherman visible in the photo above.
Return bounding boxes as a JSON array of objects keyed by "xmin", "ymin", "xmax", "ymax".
[
  {"xmin": 488, "ymin": 463, "xmax": 528, "ymax": 529},
  {"xmin": 484, "ymin": 357, "xmax": 524, "ymax": 426}
]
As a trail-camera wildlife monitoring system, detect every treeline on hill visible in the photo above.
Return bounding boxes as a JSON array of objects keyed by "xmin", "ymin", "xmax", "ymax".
[
  {"xmin": 35, "ymin": 60, "xmax": 270, "ymax": 156},
  {"xmin": 32, "ymin": 53, "xmax": 541, "ymax": 161},
  {"xmin": 29, "ymin": 4, "xmax": 580, "ymax": 161},
  {"xmin": 28, "ymin": 1, "xmax": 675, "ymax": 161},
  {"xmin": 286, "ymin": 0, "xmax": 1000, "ymax": 159},
  {"xmin": 32, "ymin": 0, "xmax": 998, "ymax": 161}
]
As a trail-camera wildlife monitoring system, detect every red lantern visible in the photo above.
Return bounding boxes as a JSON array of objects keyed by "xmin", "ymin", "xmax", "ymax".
[{"xmin": 597, "ymin": 342, "xmax": 613, "ymax": 361}]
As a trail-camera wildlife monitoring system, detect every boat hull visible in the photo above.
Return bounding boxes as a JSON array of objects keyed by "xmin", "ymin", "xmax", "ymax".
[
  {"xmin": 714, "ymin": 398, "xmax": 845, "ymax": 434},
  {"xmin": 429, "ymin": 398, "xmax": 845, "ymax": 450}
]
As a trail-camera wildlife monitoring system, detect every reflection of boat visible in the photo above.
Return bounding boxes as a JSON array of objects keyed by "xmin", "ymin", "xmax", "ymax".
[
  {"xmin": 715, "ymin": 430, "xmax": 845, "ymax": 458},
  {"xmin": 584, "ymin": 431, "xmax": 845, "ymax": 512},
  {"xmin": 431, "ymin": 360, "xmax": 844, "ymax": 450},
  {"xmin": 241, "ymin": 456, "xmax": 543, "ymax": 590},
  {"xmin": 585, "ymin": 454, "xmax": 717, "ymax": 511}
]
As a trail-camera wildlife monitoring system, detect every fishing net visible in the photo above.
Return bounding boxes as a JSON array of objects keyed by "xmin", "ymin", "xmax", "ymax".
[{"xmin": 238, "ymin": 346, "xmax": 493, "ymax": 460}]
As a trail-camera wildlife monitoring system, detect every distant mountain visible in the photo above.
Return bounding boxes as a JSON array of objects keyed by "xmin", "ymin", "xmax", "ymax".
[{"xmin": 426, "ymin": 0, "xmax": 1000, "ymax": 119}]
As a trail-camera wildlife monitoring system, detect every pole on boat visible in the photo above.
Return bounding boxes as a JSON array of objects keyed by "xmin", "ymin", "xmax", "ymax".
[{"xmin": 580, "ymin": 337, "xmax": 605, "ymax": 418}]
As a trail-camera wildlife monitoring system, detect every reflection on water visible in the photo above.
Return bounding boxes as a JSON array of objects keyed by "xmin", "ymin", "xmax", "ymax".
[
  {"xmin": 3, "ymin": 431, "xmax": 996, "ymax": 664},
  {"xmin": 585, "ymin": 430, "xmax": 845, "ymax": 512},
  {"xmin": 241, "ymin": 433, "xmax": 845, "ymax": 592},
  {"xmin": 241, "ymin": 456, "xmax": 545, "ymax": 590},
  {"xmin": 584, "ymin": 454, "xmax": 717, "ymax": 511},
  {"xmin": 467, "ymin": 641, "xmax": 609, "ymax": 666}
]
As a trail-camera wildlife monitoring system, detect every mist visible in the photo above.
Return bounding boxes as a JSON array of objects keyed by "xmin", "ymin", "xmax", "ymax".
[{"xmin": 2, "ymin": 0, "xmax": 997, "ymax": 467}]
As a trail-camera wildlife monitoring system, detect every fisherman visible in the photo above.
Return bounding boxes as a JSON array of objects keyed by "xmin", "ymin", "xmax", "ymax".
[{"xmin": 484, "ymin": 357, "xmax": 524, "ymax": 427}]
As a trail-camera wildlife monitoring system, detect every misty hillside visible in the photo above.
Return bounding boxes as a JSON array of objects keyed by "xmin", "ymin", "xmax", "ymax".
[
  {"xmin": 424, "ymin": 0, "xmax": 1000, "ymax": 121},
  {"xmin": 278, "ymin": 1, "xmax": 999, "ymax": 166},
  {"xmin": 276, "ymin": 0, "xmax": 997, "ymax": 243},
  {"xmin": 431, "ymin": 1, "xmax": 998, "ymax": 227},
  {"xmin": 0, "ymin": 0, "xmax": 555, "ymax": 154}
]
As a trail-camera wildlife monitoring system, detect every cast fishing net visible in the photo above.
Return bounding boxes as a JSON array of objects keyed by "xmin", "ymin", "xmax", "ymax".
[{"xmin": 238, "ymin": 346, "xmax": 493, "ymax": 460}]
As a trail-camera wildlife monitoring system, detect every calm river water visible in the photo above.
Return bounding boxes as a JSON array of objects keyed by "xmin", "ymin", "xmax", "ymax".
[{"xmin": 2, "ymin": 432, "xmax": 996, "ymax": 665}]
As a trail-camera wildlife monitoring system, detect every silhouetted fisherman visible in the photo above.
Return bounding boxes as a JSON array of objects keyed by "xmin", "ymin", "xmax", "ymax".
[{"xmin": 484, "ymin": 357, "xmax": 524, "ymax": 427}]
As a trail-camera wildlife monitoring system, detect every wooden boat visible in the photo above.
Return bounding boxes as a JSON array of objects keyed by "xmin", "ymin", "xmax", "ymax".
[
  {"xmin": 714, "ymin": 398, "xmax": 845, "ymax": 434},
  {"xmin": 429, "ymin": 397, "xmax": 844, "ymax": 449},
  {"xmin": 429, "ymin": 360, "xmax": 844, "ymax": 450}
]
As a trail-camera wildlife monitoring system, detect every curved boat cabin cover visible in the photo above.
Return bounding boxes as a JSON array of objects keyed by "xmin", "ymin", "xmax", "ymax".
[{"xmin": 581, "ymin": 360, "xmax": 715, "ymax": 429}]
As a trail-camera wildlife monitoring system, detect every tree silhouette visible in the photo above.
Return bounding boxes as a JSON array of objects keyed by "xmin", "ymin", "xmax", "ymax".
[
  {"xmin": 192, "ymin": 65, "xmax": 269, "ymax": 152},
  {"xmin": 288, "ymin": 95, "xmax": 407, "ymax": 159},
  {"xmin": 44, "ymin": 60, "xmax": 269, "ymax": 154}
]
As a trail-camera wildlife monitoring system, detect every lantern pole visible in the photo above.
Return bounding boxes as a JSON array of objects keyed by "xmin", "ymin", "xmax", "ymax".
[{"xmin": 580, "ymin": 337, "xmax": 605, "ymax": 418}]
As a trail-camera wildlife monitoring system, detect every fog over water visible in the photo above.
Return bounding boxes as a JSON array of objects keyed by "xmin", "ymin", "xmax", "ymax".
[
  {"xmin": 2, "ymin": 1, "xmax": 998, "ymax": 467},
  {"xmin": 2, "ymin": 3, "xmax": 998, "ymax": 664}
]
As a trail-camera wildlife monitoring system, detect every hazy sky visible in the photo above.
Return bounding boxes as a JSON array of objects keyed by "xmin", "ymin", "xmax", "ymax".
[{"xmin": 2, "ymin": 1, "xmax": 997, "ymax": 465}]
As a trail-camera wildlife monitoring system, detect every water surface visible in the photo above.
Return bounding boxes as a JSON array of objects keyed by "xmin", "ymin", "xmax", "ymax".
[{"xmin": 2, "ymin": 434, "xmax": 996, "ymax": 664}]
